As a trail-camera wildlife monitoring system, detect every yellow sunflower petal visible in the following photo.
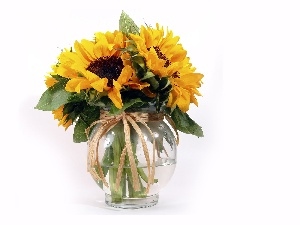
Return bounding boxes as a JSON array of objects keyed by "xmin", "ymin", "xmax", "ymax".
[
  {"xmin": 167, "ymin": 92, "xmax": 174, "ymax": 108},
  {"xmin": 167, "ymin": 86, "xmax": 181, "ymax": 108},
  {"xmin": 52, "ymin": 106, "xmax": 64, "ymax": 120},
  {"xmin": 130, "ymin": 33, "xmax": 148, "ymax": 54},
  {"xmin": 65, "ymin": 78, "xmax": 91, "ymax": 93},
  {"xmin": 170, "ymin": 49, "xmax": 187, "ymax": 62},
  {"xmin": 108, "ymin": 81, "xmax": 123, "ymax": 109},
  {"xmin": 181, "ymin": 73, "xmax": 204, "ymax": 84},
  {"xmin": 52, "ymin": 106, "xmax": 72, "ymax": 130},
  {"xmin": 176, "ymin": 89, "xmax": 190, "ymax": 112},
  {"xmin": 83, "ymin": 70, "xmax": 100, "ymax": 82},
  {"xmin": 117, "ymin": 65, "xmax": 133, "ymax": 85},
  {"xmin": 56, "ymin": 65, "xmax": 78, "ymax": 79},
  {"xmin": 69, "ymin": 63, "xmax": 87, "ymax": 75},
  {"xmin": 60, "ymin": 50, "xmax": 88, "ymax": 67},
  {"xmin": 91, "ymin": 78, "xmax": 108, "ymax": 92},
  {"xmin": 103, "ymin": 31, "xmax": 114, "ymax": 43},
  {"xmin": 94, "ymin": 32, "xmax": 114, "ymax": 56},
  {"xmin": 63, "ymin": 119, "xmax": 72, "ymax": 130},
  {"xmin": 95, "ymin": 32, "xmax": 108, "ymax": 44},
  {"xmin": 126, "ymin": 75, "xmax": 150, "ymax": 90},
  {"xmin": 113, "ymin": 31, "xmax": 125, "ymax": 49},
  {"xmin": 190, "ymin": 94, "xmax": 199, "ymax": 106},
  {"xmin": 81, "ymin": 39, "xmax": 96, "ymax": 60},
  {"xmin": 45, "ymin": 76, "xmax": 58, "ymax": 88},
  {"xmin": 74, "ymin": 40, "xmax": 94, "ymax": 64},
  {"xmin": 58, "ymin": 114, "xmax": 68, "ymax": 126}
]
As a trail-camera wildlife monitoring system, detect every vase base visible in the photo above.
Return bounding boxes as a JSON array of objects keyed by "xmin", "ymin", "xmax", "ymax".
[{"xmin": 105, "ymin": 193, "xmax": 159, "ymax": 209}]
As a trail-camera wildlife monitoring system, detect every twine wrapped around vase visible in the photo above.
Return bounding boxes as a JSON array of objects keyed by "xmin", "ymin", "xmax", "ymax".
[{"xmin": 86, "ymin": 111, "xmax": 179, "ymax": 193}]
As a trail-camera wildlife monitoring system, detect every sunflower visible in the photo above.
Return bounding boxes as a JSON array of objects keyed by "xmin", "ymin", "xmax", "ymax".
[
  {"xmin": 52, "ymin": 105, "xmax": 72, "ymax": 130},
  {"xmin": 54, "ymin": 31, "xmax": 148, "ymax": 109},
  {"xmin": 130, "ymin": 24, "xmax": 203, "ymax": 112},
  {"xmin": 168, "ymin": 68, "xmax": 204, "ymax": 112}
]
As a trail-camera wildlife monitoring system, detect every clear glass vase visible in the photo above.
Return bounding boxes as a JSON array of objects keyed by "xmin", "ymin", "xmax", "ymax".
[{"xmin": 88, "ymin": 111, "xmax": 177, "ymax": 209}]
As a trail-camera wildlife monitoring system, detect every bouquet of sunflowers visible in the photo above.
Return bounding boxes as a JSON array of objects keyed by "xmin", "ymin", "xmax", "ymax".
[{"xmin": 35, "ymin": 11, "xmax": 204, "ymax": 208}]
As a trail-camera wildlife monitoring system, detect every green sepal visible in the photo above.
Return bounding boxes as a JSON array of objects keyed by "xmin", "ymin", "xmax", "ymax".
[
  {"xmin": 171, "ymin": 107, "xmax": 204, "ymax": 137},
  {"xmin": 35, "ymin": 78, "xmax": 71, "ymax": 111},
  {"xmin": 121, "ymin": 90, "xmax": 154, "ymax": 105},
  {"xmin": 158, "ymin": 77, "xmax": 171, "ymax": 91},
  {"xmin": 133, "ymin": 55, "xmax": 146, "ymax": 68},
  {"xmin": 67, "ymin": 91, "xmax": 86, "ymax": 103},
  {"xmin": 87, "ymin": 93, "xmax": 111, "ymax": 108},
  {"xmin": 109, "ymin": 98, "xmax": 144, "ymax": 115},
  {"xmin": 119, "ymin": 11, "xmax": 139, "ymax": 36},
  {"xmin": 140, "ymin": 71, "xmax": 155, "ymax": 81},
  {"xmin": 51, "ymin": 75, "xmax": 68, "ymax": 82}
]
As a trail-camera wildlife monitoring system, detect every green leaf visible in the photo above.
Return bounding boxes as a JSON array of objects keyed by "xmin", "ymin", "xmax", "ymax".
[
  {"xmin": 63, "ymin": 101, "xmax": 87, "ymax": 122},
  {"xmin": 119, "ymin": 11, "xmax": 139, "ymax": 36},
  {"xmin": 171, "ymin": 107, "xmax": 204, "ymax": 137},
  {"xmin": 109, "ymin": 98, "xmax": 143, "ymax": 115},
  {"xmin": 73, "ymin": 106, "xmax": 100, "ymax": 143},
  {"xmin": 73, "ymin": 118, "xmax": 88, "ymax": 143},
  {"xmin": 35, "ymin": 81, "xmax": 71, "ymax": 111}
]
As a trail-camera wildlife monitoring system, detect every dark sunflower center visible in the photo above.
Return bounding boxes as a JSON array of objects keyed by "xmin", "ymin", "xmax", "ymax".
[
  {"xmin": 86, "ymin": 56, "xmax": 124, "ymax": 87},
  {"xmin": 148, "ymin": 46, "xmax": 180, "ymax": 78},
  {"xmin": 149, "ymin": 46, "xmax": 171, "ymax": 68},
  {"xmin": 172, "ymin": 71, "xmax": 180, "ymax": 78}
]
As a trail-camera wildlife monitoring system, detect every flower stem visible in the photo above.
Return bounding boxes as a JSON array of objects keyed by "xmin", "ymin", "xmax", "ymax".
[{"xmin": 109, "ymin": 124, "xmax": 124, "ymax": 203}]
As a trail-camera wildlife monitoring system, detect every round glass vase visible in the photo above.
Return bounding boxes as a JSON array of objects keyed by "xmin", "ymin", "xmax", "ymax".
[{"xmin": 88, "ymin": 110, "xmax": 177, "ymax": 209}]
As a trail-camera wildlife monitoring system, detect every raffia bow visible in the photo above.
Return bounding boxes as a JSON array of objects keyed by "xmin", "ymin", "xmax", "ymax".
[{"xmin": 86, "ymin": 111, "xmax": 179, "ymax": 193}]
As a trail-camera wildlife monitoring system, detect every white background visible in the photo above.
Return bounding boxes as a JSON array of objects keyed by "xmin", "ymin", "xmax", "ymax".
[{"xmin": 1, "ymin": 0, "xmax": 300, "ymax": 223}]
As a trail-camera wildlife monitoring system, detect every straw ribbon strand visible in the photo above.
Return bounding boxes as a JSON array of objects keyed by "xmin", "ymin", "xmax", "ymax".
[{"xmin": 86, "ymin": 111, "xmax": 178, "ymax": 193}]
